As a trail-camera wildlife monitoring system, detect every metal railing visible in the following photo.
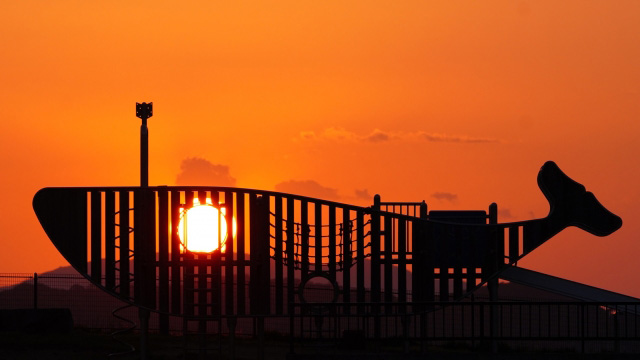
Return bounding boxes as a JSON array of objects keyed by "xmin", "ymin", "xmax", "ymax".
[
  {"xmin": 3, "ymin": 273, "xmax": 640, "ymax": 354},
  {"xmin": 288, "ymin": 301, "xmax": 640, "ymax": 354},
  {"xmin": 0, "ymin": 273, "xmax": 140, "ymax": 330}
]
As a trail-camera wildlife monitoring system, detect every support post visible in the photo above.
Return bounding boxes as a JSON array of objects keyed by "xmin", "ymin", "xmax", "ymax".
[
  {"xmin": 135, "ymin": 102, "xmax": 153, "ymax": 360},
  {"xmin": 488, "ymin": 203, "xmax": 499, "ymax": 353},
  {"xmin": 418, "ymin": 201, "xmax": 428, "ymax": 353},
  {"xmin": 228, "ymin": 317, "xmax": 237, "ymax": 360},
  {"xmin": 139, "ymin": 308, "xmax": 150, "ymax": 360},
  {"xmin": 136, "ymin": 102, "xmax": 152, "ymax": 188},
  {"xmin": 33, "ymin": 273, "xmax": 38, "ymax": 310},
  {"xmin": 250, "ymin": 195, "xmax": 270, "ymax": 360},
  {"xmin": 371, "ymin": 195, "xmax": 381, "ymax": 342}
]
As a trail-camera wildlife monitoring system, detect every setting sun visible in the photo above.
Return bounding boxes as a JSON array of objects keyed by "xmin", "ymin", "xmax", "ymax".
[{"xmin": 178, "ymin": 198, "xmax": 228, "ymax": 253}]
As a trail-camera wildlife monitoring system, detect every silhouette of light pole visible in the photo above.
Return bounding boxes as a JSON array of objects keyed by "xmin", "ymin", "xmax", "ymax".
[
  {"xmin": 135, "ymin": 102, "xmax": 152, "ymax": 360},
  {"xmin": 136, "ymin": 102, "xmax": 152, "ymax": 188}
]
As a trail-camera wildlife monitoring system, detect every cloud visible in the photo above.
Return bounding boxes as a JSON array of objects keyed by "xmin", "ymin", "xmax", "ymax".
[
  {"xmin": 299, "ymin": 131, "xmax": 316, "ymax": 140},
  {"xmin": 364, "ymin": 129, "xmax": 391, "ymax": 142},
  {"xmin": 431, "ymin": 192, "xmax": 458, "ymax": 202},
  {"xmin": 175, "ymin": 157, "xmax": 236, "ymax": 186},
  {"xmin": 297, "ymin": 127, "xmax": 500, "ymax": 144},
  {"xmin": 498, "ymin": 208, "xmax": 515, "ymax": 219},
  {"xmin": 296, "ymin": 127, "xmax": 382, "ymax": 142},
  {"xmin": 274, "ymin": 180, "xmax": 340, "ymax": 200},
  {"xmin": 323, "ymin": 127, "xmax": 358, "ymax": 141},
  {"xmin": 418, "ymin": 132, "xmax": 500, "ymax": 143},
  {"xmin": 354, "ymin": 188, "xmax": 372, "ymax": 200}
]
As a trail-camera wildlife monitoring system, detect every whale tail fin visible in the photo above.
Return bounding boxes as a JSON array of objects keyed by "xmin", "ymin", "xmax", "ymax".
[{"xmin": 537, "ymin": 161, "xmax": 622, "ymax": 237}]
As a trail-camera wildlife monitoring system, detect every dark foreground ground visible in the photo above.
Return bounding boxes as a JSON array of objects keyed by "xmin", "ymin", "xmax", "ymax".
[{"xmin": 0, "ymin": 329, "xmax": 639, "ymax": 360}]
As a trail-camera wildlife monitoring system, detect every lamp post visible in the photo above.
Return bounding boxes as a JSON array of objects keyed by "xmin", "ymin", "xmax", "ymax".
[
  {"xmin": 135, "ymin": 102, "xmax": 152, "ymax": 360},
  {"xmin": 136, "ymin": 102, "xmax": 152, "ymax": 188}
]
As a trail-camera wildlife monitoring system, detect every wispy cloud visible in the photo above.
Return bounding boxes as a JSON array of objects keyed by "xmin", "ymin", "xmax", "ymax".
[
  {"xmin": 417, "ymin": 131, "xmax": 500, "ymax": 143},
  {"xmin": 431, "ymin": 192, "xmax": 458, "ymax": 202},
  {"xmin": 295, "ymin": 127, "xmax": 387, "ymax": 142},
  {"xmin": 364, "ymin": 129, "xmax": 391, "ymax": 143},
  {"xmin": 297, "ymin": 127, "xmax": 501, "ymax": 144},
  {"xmin": 498, "ymin": 208, "xmax": 515, "ymax": 219},
  {"xmin": 354, "ymin": 188, "xmax": 372, "ymax": 200},
  {"xmin": 274, "ymin": 180, "xmax": 340, "ymax": 200}
]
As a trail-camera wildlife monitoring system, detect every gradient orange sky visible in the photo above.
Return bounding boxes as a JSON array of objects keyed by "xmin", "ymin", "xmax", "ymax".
[{"xmin": 1, "ymin": 1, "xmax": 639, "ymax": 296}]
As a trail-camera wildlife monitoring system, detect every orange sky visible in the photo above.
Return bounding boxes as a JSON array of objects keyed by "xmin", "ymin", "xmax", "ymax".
[{"xmin": 1, "ymin": 1, "xmax": 639, "ymax": 296}]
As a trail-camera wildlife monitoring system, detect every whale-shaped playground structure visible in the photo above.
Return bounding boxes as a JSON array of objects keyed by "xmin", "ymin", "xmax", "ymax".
[{"xmin": 33, "ymin": 161, "xmax": 622, "ymax": 318}]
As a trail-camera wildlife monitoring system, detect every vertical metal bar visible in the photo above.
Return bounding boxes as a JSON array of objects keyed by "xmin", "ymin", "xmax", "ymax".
[
  {"xmin": 105, "ymin": 191, "xmax": 116, "ymax": 290},
  {"xmin": 225, "ymin": 191, "xmax": 235, "ymax": 316},
  {"xmin": 488, "ymin": 203, "xmax": 499, "ymax": 353},
  {"xmin": 250, "ymin": 194, "xmax": 271, "ymax": 315},
  {"xmin": 328, "ymin": 205, "xmax": 336, "ymax": 279},
  {"xmin": 342, "ymin": 208, "xmax": 351, "ymax": 311},
  {"xmin": 183, "ymin": 191, "xmax": 194, "ymax": 316},
  {"xmin": 391, "ymin": 206, "xmax": 396, "ymax": 249},
  {"xmin": 371, "ymin": 196, "xmax": 381, "ymax": 305},
  {"xmin": 471, "ymin": 302, "xmax": 476, "ymax": 346},
  {"xmin": 371, "ymin": 195, "xmax": 381, "ymax": 339},
  {"xmin": 274, "ymin": 196, "xmax": 284, "ymax": 314},
  {"xmin": 170, "ymin": 191, "xmax": 181, "ymax": 315},
  {"xmin": 467, "ymin": 267, "xmax": 476, "ymax": 293},
  {"xmin": 633, "ymin": 304, "xmax": 637, "ymax": 339},
  {"xmin": 286, "ymin": 197, "xmax": 295, "ymax": 314},
  {"xmin": 315, "ymin": 202, "xmax": 322, "ymax": 273},
  {"xmin": 210, "ymin": 190, "xmax": 220, "ymax": 317},
  {"xmin": 411, "ymin": 219, "xmax": 422, "ymax": 305},
  {"xmin": 119, "ymin": 191, "xmax": 130, "ymax": 298},
  {"xmin": 91, "ymin": 191, "xmax": 102, "ymax": 282},
  {"xmin": 398, "ymin": 218, "xmax": 407, "ymax": 305},
  {"xmin": 236, "ymin": 192, "xmax": 246, "ymax": 315},
  {"xmin": 356, "ymin": 211, "xmax": 365, "ymax": 307},
  {"xmin": 520, "ymin": 303, "xmax": 523, "ymax": 337},
  {"xmin": 136, "ymin": 103, "xmax": 152, "ymax": 360},
  {"xmin": 211, "ymin": 253, "xmax": 220, "ymax": 318},
  {"xmin": 195, "ymin": 192, "xmax": 208, "ymax": 319},
  {"xmin": 258, "ymin": 195, "xmax": 273, "ymax": 315},
  {"xmin": 300, "ymin": 201, "xmax": 309, "ymax": 277},
  {"xmin": 581, "ymin": 304, "xmax": 585, "ymax": 353},
  {"xmin": 509, "ymin": 226, "xmax": 519, "ymax": 263},
  {"xmin": 139, "ymin": 123, "xmax": 148, "ymax": 187},
  {"xmin": 453, "ymin": 267, "xmax": 463, "ymax": 299},
  {"xmin": 412, "ymin": 202, "xmax": 431, "ymax": 306},
  {"xmin": 384, "ymin": 215, "xmax": 393, "ymax": 311},
  {"xmin": 439, "ymin": 227, "xmax": 450, "ymax": 302},
  {"xmin": 158, "ymin": 189, "xmax": 169, "ymax": 332},
  {"xmin": 33, "ymin": 273, "xmax": 38, "ymax": 310},
  {"xmin": 529, "ymin": 303, "xmax": 532, "ymax": 338},
  {"xmin": 133, "ymin": 189, "xmax": 156, "ymax": 308}
]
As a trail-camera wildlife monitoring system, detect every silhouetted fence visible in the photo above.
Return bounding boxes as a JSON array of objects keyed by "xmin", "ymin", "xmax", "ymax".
[
  {"xmin": 289, "ymin": 301, "xmax": 640, "ymax": 354},
  {"xmin": 0, "ymin": 273, "xmax": 351, "ymax": 334},
  {"xmin": 0, "ymin": 273, "xmax": 140, "ymax": 330},
  {"xmin": 2, "ymin": 273, "xmax": 639, "ymax": 353}
]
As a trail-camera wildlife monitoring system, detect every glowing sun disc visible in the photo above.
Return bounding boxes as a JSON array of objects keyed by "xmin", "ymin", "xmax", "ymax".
[{"xmin": 178, "ymin": 199, "xmax": 228, "ymax": 253}]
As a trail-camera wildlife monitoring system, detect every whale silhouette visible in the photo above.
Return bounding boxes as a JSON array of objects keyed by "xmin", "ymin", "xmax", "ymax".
[{"xmin": 32, "ymin": 161, "xmax": 621, "ymax": 315}]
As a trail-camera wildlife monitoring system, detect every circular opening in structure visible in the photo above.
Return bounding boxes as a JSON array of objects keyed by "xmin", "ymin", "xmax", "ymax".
[
  {"xmin": 178, "ymin": 198, "xmax": 228, "ymax": 253},
  {"xmin": 298, "ymin": 273, "xmax": 339, "ymax": 305}
]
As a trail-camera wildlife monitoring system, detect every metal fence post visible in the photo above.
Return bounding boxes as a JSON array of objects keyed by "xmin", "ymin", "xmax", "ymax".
[
  {"xmin": 33, "ymin": 272, "xmax": 38, "ymax": 310},
  {"xmin": 614, "ymin": 306, "xmax": 620, "ymax": 353},
  {"xmin": 581, "ymin": 303, "xmax": 585, "ymax": 354}
]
